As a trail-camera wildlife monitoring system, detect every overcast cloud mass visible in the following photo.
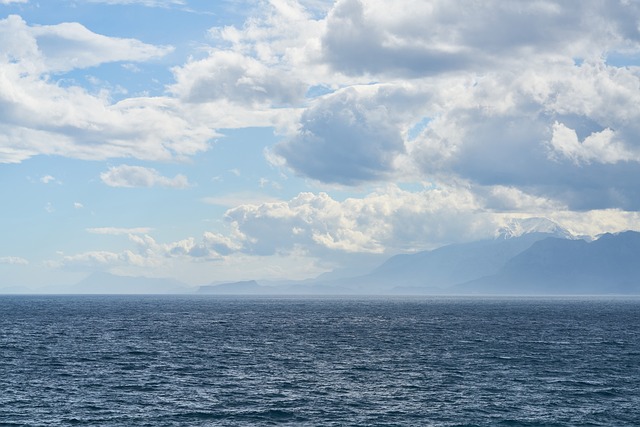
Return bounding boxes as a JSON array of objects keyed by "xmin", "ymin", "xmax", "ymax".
[{"xmin": 1, "ymin": 0, "xmax": 640, "ymax": 287}]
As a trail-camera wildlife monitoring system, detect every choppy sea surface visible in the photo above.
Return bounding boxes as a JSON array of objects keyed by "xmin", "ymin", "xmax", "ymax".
[{"xmin": 1, "ymin": 295, "xmax": 639, "ymax": 426}]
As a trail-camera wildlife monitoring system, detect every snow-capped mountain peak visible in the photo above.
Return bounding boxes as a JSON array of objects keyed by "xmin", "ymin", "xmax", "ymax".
[{"xmin": 496, "ymin": 217, "xmax": 575, "ymax": 240}]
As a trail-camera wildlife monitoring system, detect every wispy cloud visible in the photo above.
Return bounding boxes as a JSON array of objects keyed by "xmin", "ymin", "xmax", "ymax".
[
  {"xmin": 100, "ymin": 165, "xmax": 190, "ymax": 188},
  {"xmin": 201, "ymin": 192, "xmax": 281, "ymax": 207},
  {"xmin": 40, "ymin": 175, "xmax": 58, "ymax": 184},
  {"xmin": 86, "ymin": 0, "xmax": 185, "ymax": 7},
  {"xmin": 0, "ymin": 256, "xmax": 28, "ymax": 265},
  {"xmin": 86, "ymin": 227, "xmax": 154, "ymax": 235}
]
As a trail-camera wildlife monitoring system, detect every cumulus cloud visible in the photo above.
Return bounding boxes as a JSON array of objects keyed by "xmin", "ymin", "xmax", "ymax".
[
  {"xmin": 164, "ymin": 0, "xmax": 331, "ymax": 132},
  {"xmin": 0, "ymin": 15, "xmax": 215, "ymax": 164},
  {"xmin": 138, "ymin": 231, "xmax": 244, "ymax": 259},
  {"xmin": 225, "ymin": 186, "xmax": 494, "ymax": 256},
  {"xmin": 404, "ymin": 61, "xmax": 640, "ymax": 210},
  {"xmin": 100, "ymin": 165, "xmax": 190, "ymax": 188},
  {"xmin": 228, "ymin": 0, "xmax": 640, "ymax": 213},
  {"xmin": 549, "ymin": 123, "xmax": 635, "ymax": 165},
  {"xmin": 273, "ymin": 87, "xmax": 407, "ymax": 184},
  {"xmin": 171, "ymin": 50, "xmax": 306, "ymax": 106},
  {"xmin": 8, "ymin": 1, "xmax": 640, "ymax": 280},
  {"xmin": 50, "ymin": 184, "xmax": 640, "ymax": 279},
  {"xmin": 321, "ymin": 0, "xmax": 640, "ymax": 77},
  {"xmin": 53, "ymin": 230, "xmax": 246, "ymax": 273}
]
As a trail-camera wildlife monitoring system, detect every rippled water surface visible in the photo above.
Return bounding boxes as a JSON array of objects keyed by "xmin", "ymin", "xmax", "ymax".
[{"xmin": 1, "ymin": 295, "xmax": 639, "ymax": 426}]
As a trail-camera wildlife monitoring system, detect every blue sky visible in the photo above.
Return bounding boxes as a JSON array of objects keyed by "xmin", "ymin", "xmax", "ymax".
[{"xmin": 2, "ymin": 0, "xmax": 640, "ymax": 288}]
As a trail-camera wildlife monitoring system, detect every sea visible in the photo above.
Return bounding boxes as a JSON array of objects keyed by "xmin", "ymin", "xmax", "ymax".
[{"xmin": 1, "ymin": 295, "xmax": 639, "ymax": 426}]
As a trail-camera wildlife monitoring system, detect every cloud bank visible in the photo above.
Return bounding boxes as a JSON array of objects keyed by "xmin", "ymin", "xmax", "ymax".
[{"xmin": 5, "ymin": 0, "xmax": 640, "ymax": 282}]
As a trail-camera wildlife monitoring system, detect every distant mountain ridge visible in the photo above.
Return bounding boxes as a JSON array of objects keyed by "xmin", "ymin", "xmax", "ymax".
[
  {"xmin": 306, "ymin": 221, "xmax": 640, "ymax": 295},
  {"xmin": 460, "ymin": 231, "xmax": 640, "ymax": 294},
  {"xmin": 352, "ymin": 232, "xmax": 560, "ymax": 291},
  {"xmin": 311, "ymin": 218, "xmax": 575, "ymax": 293},
  {"xmin": 5, "ymin": 219, "xmax": 637, "ymax": 295}
]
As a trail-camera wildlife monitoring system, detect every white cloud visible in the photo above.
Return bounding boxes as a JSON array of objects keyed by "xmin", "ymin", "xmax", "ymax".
[
  {"xmin": 224, "ymin": 185, "xmax": 640, "ymax": 258},
  {"xmin": 201, "ymin": 192, "xmax": 281, "ymax": 208},
  {"xmin": 100, "ymin": 165, "xmax": 190, "ymax": 188},
  {"xmin": 0, "ymin": 15, "xmax": 172, "ymax": 74},
  {"xmin": 30, "ymin": 22, "xmax": 172, "ymax": 73},
  {"xmin": 224, "ymin": 185, "xmax": 494, "ymax": 255},
  {"xmin": 87, "ymin": 227, "xmax": 154, "ymax": 235},
  {"xmin": 87, "ymin": 0, "xmax": 185, "ymax": 6},
  {"xmin": 550, "ymin": 209, "xmax": 640, "ymax": 238},
  {"xmin": 0, "ymin": 0, "xmax": 27, "ymax": 4},
  {"xmin": 272, "ymin": 86, "xmax": 407, "ymax": 184},
  {"xmin": 0, "ymin": 15, "xmax": 216, "ymax": 164},
  {"xmin": 321, "ymin": 0, "xmax": 640, "ymax": 77},
  {"xmin": 134, "ymin": 231, "xmax": 244, "ymax": 259},
  {"xmin": 214, "ymin": 0, "xmax": 640, "ymax": 212},
  {"xmin": 8, "ymin": 1, "xmax": 640, "ymax": 283},
  {"xmin": 40, "ymin": 175, "xmax": 56, "ymax": 184},
  {"xmin": 0, "ymin": 256, "xmax": 28, "ymax": 265},
  {"xmin": 52, "ymin": 250, "xmax": 155, "ymax": 270},
  {"xmin": 49, "ymin": 185, "xmax": 640, "ymax": 280},
  {"xmin": 170, "ymin": 50, "xmax": 306, "ymax": 106},
  {"xmin": 549, "ymin": 123, "xmax": 636, "ymax": 165},
  {"xmin": 402, "ymin": 60, "xmax": 640, "ymax": 210},
  {"xmin": 52, "ymin": 230, "xmax": 245, "ymax": 274},
  {"xmin": 74, "ymin": 202, "xmax": 84, "ymax": 209}
]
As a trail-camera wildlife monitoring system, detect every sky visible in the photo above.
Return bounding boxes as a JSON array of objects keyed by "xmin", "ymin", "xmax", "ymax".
[{"xmin": 2, "ymin": 0, "xmax": 640, "ymax": 288}]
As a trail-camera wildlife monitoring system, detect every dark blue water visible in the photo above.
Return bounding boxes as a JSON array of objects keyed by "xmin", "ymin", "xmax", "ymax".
[{"xmin": 1, "ymin": 295, "xmax": 639, "ymax": 426}]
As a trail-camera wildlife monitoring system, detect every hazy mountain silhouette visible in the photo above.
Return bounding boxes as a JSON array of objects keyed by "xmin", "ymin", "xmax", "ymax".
[
  {"xmin": 361, "ymin": 232, "xmax": 561, "ymax": 291},
  {"xmin": 459, "ymin": 231, "xmax": 640, "ymax": 294},
  {"xmin": 14, "ymin": 219, "xmax": 636, "ymax": 296},
  {"xmin": 318, "ymin": 219, "xmax": 575, "ymax": 293}
]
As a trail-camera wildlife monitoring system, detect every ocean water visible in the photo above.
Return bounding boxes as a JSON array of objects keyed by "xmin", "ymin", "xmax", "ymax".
[{"xmin": 1, "ymin": 295, "xmax": 639, "ymax": 426}]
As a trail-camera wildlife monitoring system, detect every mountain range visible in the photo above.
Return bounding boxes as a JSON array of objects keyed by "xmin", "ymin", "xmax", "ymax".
[
  {"xmin": 197, "ymin": 219, "xmax": 640, "ymax": 295},
  {"xmin": 3, "ymin": 218, "xmax": 639, "ymax": 295},
  {"xmin": 460, "ymin": 231, "xmax": 640, "ymax": 294}
]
